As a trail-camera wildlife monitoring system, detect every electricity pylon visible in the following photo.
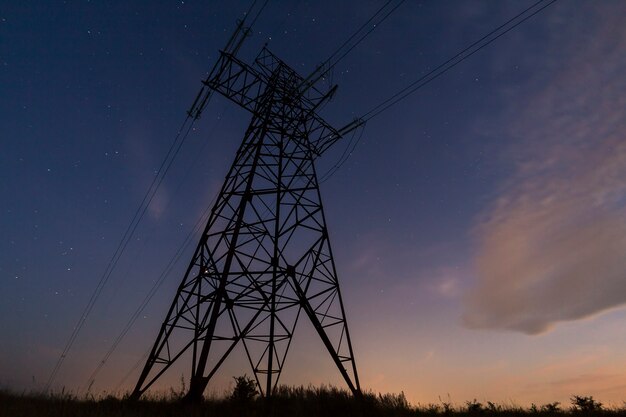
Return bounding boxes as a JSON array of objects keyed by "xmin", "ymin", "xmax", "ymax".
[{"xmin": 130, "ymin": 42, "xmax": 363, "ymax": 402}]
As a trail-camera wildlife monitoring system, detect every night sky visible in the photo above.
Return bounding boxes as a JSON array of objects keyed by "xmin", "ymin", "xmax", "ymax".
[{"xmin": 2, "ymin": 0, "xmax": 626, "ymax": 407}]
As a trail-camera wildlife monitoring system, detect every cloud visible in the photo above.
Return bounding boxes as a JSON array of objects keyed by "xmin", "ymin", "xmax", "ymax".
[
  {"xmin": 430, "ymin": 267, "xmax": 463, "ymax": 299},
  {"xmin": 463, "ymin": 5, "xmax": 626, "ymax": 334},
  {"xmin": 124, "ymin": 122, "xmax": 171, "ymax": 221},
  {"xmin": 147, "ymin": 188, "xmax": 169, "ymax": 220}
]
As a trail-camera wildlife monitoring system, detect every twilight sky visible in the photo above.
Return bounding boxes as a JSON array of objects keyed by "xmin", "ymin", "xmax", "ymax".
[{"xmin": 2, "ymin": 0, "xmax": 626, "ymax": 407}]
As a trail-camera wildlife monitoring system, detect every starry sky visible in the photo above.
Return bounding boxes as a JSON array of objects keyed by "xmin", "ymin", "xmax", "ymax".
[{"xmin": 2, "ymin": 0, "xmax": 626, "ymax": 407}]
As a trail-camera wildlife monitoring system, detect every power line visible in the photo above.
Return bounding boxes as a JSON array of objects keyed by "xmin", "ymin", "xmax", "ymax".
[
  {"xmin": 362, "ymin": 0, "xmax": 558, "ymax": 121},
  {"xmin": 82, "ymin": 106, "xmax": 230, "ymax": 390},
  {"xmin": 83, "ymin": 113, "xmax": 227, "ymax": 388},
  {"xmin": 85, "ymin": 2, "xmax": 403, "ymax": 385},
  {"xmin": 73, "ymin": 0, "xmax": 555, "ymax": 391},
  {"xmin": 319, "ymin": 0, "xmax": 557, "ymax": 183},
  {"xmin": 300, "ymin": 0, "xmax": 405, "ymax": 90},
  {"xmin": 45, "ymin": 0, "xmax": 268, "ymax": 392},
  {"xmin": 84, "ymin": 193, "xmax": 216, "ymax": 391},
  {"xmin": 319, "ymin": 123, "xmax": 366, "ymax": 184},
  {"xmin": 304, "ymin": 1, "xmax": 407, "ymax": 181},
  {"xmin": 326, "ymin": 0, "xmax": 394, "ymax": 63},
  {"xmin": 329, "ymin": 0, "xmax": 405, "ymax": 68},
  {"xmin": 116, "ymin": 349, "xmax": 150, "ymax": 392},
  {"xmin": 78, "ymin": 1, "xmax": 270, "ymax": 391},
  {"xmin": 45, "ymin": 116, "xmax": 194, "ymax": 392},
  {"xmin": 248, "ymin": 0, "xmax": 269, "ymax": 29}
]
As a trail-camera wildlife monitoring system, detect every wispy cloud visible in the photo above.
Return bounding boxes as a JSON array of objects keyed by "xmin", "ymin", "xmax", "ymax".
[
  {"xmin": 124, "ymin": 123, "xmax": 170, "ymax": 221},
  {"xmin": 463, "ymin": 5, "xmax": 626, "ymax": 334}
]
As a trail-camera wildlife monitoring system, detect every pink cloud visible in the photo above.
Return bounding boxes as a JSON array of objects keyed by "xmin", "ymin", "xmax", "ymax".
[{"xmin": 463, "ymin": 5, "xmax": 626, "ymax": 334}]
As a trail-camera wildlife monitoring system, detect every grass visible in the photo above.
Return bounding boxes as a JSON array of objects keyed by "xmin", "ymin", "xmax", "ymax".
[{"xmin": 2, "ymin": 386, "xmax": 626, "ymax": 417}]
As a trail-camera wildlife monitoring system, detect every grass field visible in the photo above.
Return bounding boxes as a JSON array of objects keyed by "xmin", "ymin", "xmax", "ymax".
[{"xmin": 2, "ymin": 385, "xmax": 625, "ymax": 417}]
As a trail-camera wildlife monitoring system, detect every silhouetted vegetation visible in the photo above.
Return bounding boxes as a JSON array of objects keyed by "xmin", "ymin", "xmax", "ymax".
[
  {"xmin": 231, "ymin": 375, "xmax": 258, "ymax": 401},
  {"xmin": 570, "ymin": 395, "xmax": 603, "ymax": 412},
  {"xmin": 2, "ymin": 385, "xmax": 626, "ymax": 417}
]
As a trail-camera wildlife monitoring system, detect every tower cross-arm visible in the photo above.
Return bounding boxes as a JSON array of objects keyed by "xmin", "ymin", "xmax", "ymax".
[{"xmin": 189, "ymin": 47, "xmax": 362, "ymax": 157}]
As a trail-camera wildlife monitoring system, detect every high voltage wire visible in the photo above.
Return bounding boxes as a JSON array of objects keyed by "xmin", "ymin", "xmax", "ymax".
[
  {"xmin": 107, "ymin": 0, "xmax": 553, "ymax": 394},
  {"xmin": 58, "ymin": 0, "xmax": 555, "ymax": 391},
  {"xmin": 80, "ymin": 0, "xmax": 405, "ymax": 389},
  {"xmin": 84, "ymin": 194, "xmax": 216, "ymax": 391},
  {"xmin": 326, "ymin": 0, "xmax": 397, "ymax": 64},
  {"xmin": 83, "ymin": 112, "xmax": 227, "ymax": 388},
  {"xmin": 79, "ymin": 0, "xmax": 270, "ymax": 390},
  {"xmin": 320, "ymin": 0, "xmax": 557, "ymax": 183},
  {"xmin": 362, "ymin": 0, "xmax": 558, "ymax": 121},
  {"xmin": 308, "ymin": 0, "xmax": 406, "ymax": 182},
  {"xmin": 248, "ymin": 0, "xmax": 269, "ymax": 29},
  {"xmin": 83, "ymin": 109, "xmax": 228, "ymax": 390},
  {"xmin": 44, "ymin": 117, "xmax": 195, "ymax": 392},
  {"xmin": 45, "ymin": 0, "xmax": 266, "ymax": 393},
  {"xmin": 329, "ymin": 0, "xmax": 405, "ymax": 68},
  {"xmin": 116, "ymin": 349, "xmax": 150, "ymax": 391},
  {"xmin": 319, "ymin": 125, "xmax": 366, "ymax": 184},
  {"xmin": 300, "ymin": 0, "xmax": 405, "ymax": 90}
]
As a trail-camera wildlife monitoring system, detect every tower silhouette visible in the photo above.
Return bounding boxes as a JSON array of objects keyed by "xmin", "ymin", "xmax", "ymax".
[{"xmin": 130, "ymin": 40, "xmax": 363, "ymax": 401}]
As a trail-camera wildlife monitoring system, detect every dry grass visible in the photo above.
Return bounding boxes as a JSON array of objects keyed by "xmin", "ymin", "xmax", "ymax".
[{"xmin": 2, "ymin": 386, "xmax": 626, "ymax": 417}]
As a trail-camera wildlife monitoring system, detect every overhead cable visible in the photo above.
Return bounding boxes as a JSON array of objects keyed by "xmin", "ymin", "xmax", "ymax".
[
  {"xmin": 362, "ymin": 0, "xmax": 558, "ymax": 121},
  {"xmin": 45, "ymin": 0, "xmax": 265, "ymax": 392}
]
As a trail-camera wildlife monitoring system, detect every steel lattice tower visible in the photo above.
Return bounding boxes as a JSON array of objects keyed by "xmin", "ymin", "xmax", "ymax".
[{"xmin": 130, "ymin": 45, "xmax": 362, "ymax": 402}]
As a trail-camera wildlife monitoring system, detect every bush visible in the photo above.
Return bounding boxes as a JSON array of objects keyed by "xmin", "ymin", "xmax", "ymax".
[
  {"xmin": 571, "ymin": 395, "xmax": 602, "ymax": 412},
  {"xmin": 541, "ymin": 402, "xmax": 561, "ymax": 413},
  {"xmin": 230, "ymin": 375, "xmax": 258, "ymax": 401}
]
